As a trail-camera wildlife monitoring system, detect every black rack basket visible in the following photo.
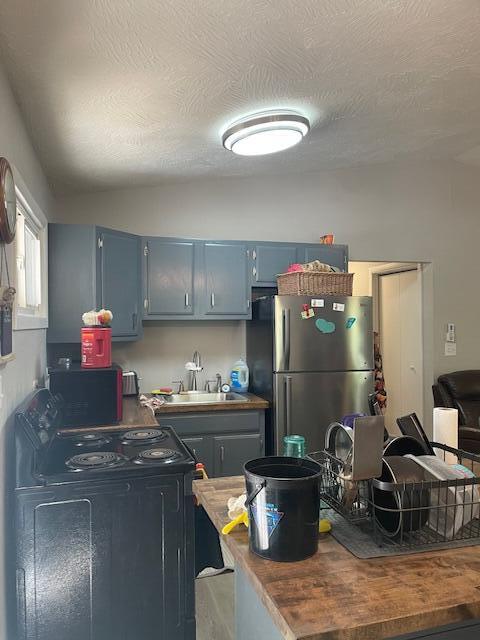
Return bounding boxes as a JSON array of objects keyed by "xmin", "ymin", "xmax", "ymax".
[{"xmin": 309, "ymin": 443, "xmax": 480, "ymax": 550}]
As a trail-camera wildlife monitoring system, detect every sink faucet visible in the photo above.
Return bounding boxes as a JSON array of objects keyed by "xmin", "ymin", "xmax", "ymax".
[
  {"xmin": 204, "ymin": 373, "xmax": 222, "ymax": 393},
  {"xmin": 172, "ymin": 380, "xmax": 185, "ymax": 394},
  {"xmin": 188, "ymin": 350, "xmax": 203, "ymax": 391}
]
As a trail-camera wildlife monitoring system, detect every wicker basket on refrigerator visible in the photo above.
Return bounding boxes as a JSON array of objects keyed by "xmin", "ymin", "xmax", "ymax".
[{"xmin": 277, "ymin": 271, "xmax": 354, "ymax": 296}]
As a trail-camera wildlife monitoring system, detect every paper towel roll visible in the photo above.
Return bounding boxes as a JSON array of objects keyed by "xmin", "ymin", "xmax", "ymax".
[{"xmin": 433, "ymin": 407, "xmax": 458, "ymax": 464}]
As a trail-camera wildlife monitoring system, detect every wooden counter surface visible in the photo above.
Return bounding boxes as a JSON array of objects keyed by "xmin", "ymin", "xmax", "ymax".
[
  {"xmin": 193, "ymin": 476, "xmax": 480, "ymax": 640},
  {"xmin": 58, "ymin": 397, "xmax": 158, "ymax": 434},
  {"xmin": 154, "ymin": 392, "xmax": 268, "ymax": 414},
  {"xmin": 56, "ymin": 394, "xmax": 267, "ymax": 434}
]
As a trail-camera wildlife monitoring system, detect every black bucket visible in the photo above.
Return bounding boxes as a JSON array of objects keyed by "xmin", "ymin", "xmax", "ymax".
[{"xmin": 244, "ymin": 456, "xmax": 322, "ymax": 562}]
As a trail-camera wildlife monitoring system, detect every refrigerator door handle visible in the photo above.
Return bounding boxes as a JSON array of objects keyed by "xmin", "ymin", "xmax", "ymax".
[
  {"xmin": 285, "ymin": 375, "xmax": 293, "ymax": 436},
  {"xmin": 282, "ymin": 309, "xmax": 291, "ymax": 370}
]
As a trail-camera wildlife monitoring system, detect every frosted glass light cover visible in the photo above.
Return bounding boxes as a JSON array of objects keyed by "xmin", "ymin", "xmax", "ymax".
[{"xmin": 222, "ymin": 111, "xmax": 309, "ymax": 156}]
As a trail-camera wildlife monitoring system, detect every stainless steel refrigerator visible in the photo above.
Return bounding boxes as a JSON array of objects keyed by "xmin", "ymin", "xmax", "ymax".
[{"xmin": 246, "ymin": 295, "xmax": 374, "ymax": 454}]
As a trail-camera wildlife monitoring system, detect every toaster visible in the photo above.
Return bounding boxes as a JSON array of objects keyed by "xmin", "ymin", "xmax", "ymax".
[{"xmin": 122, "ymin": 370, "xmax": 139, "ymax": 396}]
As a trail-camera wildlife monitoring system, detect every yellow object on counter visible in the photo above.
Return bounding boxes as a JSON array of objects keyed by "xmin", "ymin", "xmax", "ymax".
[
  {"xmin": 222, "ymin": 511, "xmax": 249, "ymax": 535},
  {"xmin": 222, "ymin": 513, "xmax": 330, "ymax": 536},
  {"xmin": 319, "ymin": 519, "xmax": 332, "ymax": 533}
]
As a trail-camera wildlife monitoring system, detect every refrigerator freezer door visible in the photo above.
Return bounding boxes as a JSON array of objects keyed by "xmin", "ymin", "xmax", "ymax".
[
  {"xmin": 274, "ymin": 295, "xmax": 373, "ymax": 372},
  {"xmin": 274, "ymin": 371, "xmax": 374, "ymax": 453}
]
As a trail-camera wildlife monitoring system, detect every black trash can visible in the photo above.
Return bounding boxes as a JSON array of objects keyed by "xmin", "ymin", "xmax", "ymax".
[{"xmin": 244, "ymin": 456, "xmax": 322, "ymax": 562}]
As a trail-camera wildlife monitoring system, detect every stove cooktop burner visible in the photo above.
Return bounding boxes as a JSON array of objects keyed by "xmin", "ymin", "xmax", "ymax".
[
  {"xmin": 66, "ymin": 451, "xmax": 127, "ymax": 470},
  {"xmin": 69, "ymin": 433, "xmax": 112, "ymax": 447},
  {"xmin": 134, "ymin": 448, "xmax": 182, "ymax": 464},
  {"xmin": 120, "ymin": 429, "xmax": 166, "ymax": 445}
]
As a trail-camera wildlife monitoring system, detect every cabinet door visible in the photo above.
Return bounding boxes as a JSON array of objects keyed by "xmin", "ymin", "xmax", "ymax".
[
  {"xmin": 182, "ymin": 436, "xmax": 214, "ymax": 474},
  {"xmin": 213, "ymin": 434, "xmax": 263, "ymax": 477},
  {"xmin": 252, "ymin": 244, "xmax": 298, "ymax": 285},
  {"xmin": 98, "ymin": 228, "xmax": 141, "ymax": 338},
  {"xmin": 204, "ymin": 242, "xmax": 250, "ymax": 316},
  {"xmin": 301, "ymin": 244, "xmax": 348, "ymax": 272},
  {"xmin": 48, "ymin": 224, "xmax": 97, "ymax": 343},
  {"xmin": 144, "ymin": 238, "xmax": 195, "ymax": 316}
]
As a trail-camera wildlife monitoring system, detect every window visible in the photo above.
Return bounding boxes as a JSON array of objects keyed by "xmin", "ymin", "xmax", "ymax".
[
  {"xmin": 13, "ymin": 185, "xmax": 48, "ymax": 330},
  {"xmin": 16, "ymin": 201, "xmax": 41, "ymax": 310}
]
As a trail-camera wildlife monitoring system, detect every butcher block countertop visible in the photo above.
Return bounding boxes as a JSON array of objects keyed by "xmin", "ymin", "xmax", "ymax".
[
  {"xmin": 58, "ymin": 397, "xmax": 158, "ymax": 434},
  {"xmin": 57, "ymin": 394, "xmax": 268, "ymax": 435},
  {"xmin": 193, "ymin": 475, "xmax": 480, "ymax": 640},
  {"xmin": 153, "ymin": 392, "xmax": 268, "ymax": 414}
]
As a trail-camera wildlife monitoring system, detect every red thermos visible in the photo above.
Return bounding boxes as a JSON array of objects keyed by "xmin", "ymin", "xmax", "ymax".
[{"xmin": 81, "ymin": 327, "xmax": 112, "ymax": 368}]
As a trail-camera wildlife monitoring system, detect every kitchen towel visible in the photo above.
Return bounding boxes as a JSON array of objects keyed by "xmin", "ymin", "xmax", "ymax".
[{"xmin": 433, "ymin": 407, "xmax": 458, "ymax": 464}]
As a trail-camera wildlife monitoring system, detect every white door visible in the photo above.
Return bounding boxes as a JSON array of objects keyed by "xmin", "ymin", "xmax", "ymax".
[{"xmin": 379, "ymin": 269, "xmax": 423, "ymax": 434}]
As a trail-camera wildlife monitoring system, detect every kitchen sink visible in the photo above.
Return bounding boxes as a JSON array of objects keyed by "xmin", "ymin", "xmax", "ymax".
[{"xmin": 164, "ymin": 392, "xmax": 249, "ymax": 405}]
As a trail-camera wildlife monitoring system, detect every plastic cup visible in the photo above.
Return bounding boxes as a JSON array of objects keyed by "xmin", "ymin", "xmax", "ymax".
[{"xmin": 283, "ymin": 434, "xmax": 306, "ymax": 458}]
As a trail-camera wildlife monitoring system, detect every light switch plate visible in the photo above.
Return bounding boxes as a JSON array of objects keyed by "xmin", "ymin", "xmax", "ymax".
[{"xmin": 445, "ymin": 342, "xmax": 457, "ymax": 356}]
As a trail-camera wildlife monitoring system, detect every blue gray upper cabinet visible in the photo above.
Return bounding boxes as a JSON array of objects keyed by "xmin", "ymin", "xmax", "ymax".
[
  {"xmin": 143, "ymin": 238, "xmax": 195, "ymax": 317},
  {"xmin": 48, "ymin": 224, "xmax": 142, "ymax": 343},
  {"xmin": 203, "ymin": 242, "xmax": 251, "ymax": 318},
  {"xmin": 98, "ymin": 228, "xmax": 141, "ymax": 337},
  {"xmin": 48, "ymin": 225, "xmax": 97, "ymax": 343},
  {"xmin": 300, "ymin": 244, "xmax": 349, "ymax": 272},
  {"xmin": 251, "ymin": 244, "xmax": 300, "ymax": 286}
]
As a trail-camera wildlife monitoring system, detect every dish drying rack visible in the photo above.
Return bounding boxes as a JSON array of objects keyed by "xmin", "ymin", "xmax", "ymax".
[{"xmin": 309, "ymin": 443, "xmax": 480, "ymax": 551}]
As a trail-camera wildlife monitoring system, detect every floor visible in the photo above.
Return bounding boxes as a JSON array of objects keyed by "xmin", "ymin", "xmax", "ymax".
[{"xmin": 196, "ymin": 571, "xmax": 235, "ymax": 640}]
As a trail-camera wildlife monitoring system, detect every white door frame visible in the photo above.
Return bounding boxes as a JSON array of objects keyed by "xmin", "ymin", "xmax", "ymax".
[{"xmin": 369, "ymin": 262, "xmax": 425, "ymax": 423}]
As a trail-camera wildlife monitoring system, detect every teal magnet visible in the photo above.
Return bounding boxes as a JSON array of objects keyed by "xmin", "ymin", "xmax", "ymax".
[
  {"xmin": 346, "ymin": 317, "xmax": 356, "ymax": 329},
  {"xmin": 315, "ymin": 318, "xmax": 336, "ymax": 334}
]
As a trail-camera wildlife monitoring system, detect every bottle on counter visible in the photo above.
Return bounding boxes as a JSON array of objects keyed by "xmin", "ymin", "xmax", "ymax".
[{"xmin": 230, "ymin": 357, "xmax": 249, "ymax": 393}]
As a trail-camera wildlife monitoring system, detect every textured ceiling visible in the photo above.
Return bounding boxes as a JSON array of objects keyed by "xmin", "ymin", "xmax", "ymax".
[{"xmin": 1, "ymin": 0, "xmax": 480, "ymax": 193}]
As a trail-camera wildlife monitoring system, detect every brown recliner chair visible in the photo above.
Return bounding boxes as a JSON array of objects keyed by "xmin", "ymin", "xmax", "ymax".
[{"xmin": 432, "ymin": 370, "xmax": 480, "ymax": 453}]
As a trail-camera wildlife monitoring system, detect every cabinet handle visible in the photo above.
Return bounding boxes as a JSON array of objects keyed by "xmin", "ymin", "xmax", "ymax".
[
  {"xmin": 185, "ymin": 292, "xmax": 189, "ymax": 307},
  {"xmin": 220, "ymin": 445, "xmax": 225, "ymax": 464},
  {"xmin": 211, "ymin": 292, "xmax": 215, "ymax": 308},
  {"xmin": 132, "ymin": 312, "xmax": 137, "ymax": 330}
]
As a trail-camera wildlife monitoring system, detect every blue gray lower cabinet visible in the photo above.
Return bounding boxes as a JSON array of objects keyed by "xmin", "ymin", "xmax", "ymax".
[
  {"xmin": 236, "ymin": 564, "xmax": 480, "ymax": 640},
  {"xmin": 236, "ymin": 565, "xmax": 283, "ymax": 640},
  {"xmin": 156, "ymin": 410, "xmax": 265, "ymax": 477}
]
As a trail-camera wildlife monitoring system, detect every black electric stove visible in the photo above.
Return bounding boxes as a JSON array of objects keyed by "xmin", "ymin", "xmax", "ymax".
[
  {"xmin": 13, "ymin": 388, "xmax": 196, "ymax": 640},
  {"xmin": 40, "ymin": 425, "xmax": 191, "ymax": 480}
]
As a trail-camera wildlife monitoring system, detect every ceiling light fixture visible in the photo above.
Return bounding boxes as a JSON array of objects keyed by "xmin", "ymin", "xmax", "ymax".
[{"xmin": 222, "ymin": 111, "xmax": 310, "ymax": 156}]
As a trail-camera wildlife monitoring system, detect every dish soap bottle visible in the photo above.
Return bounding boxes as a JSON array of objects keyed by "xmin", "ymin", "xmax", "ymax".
[{"xmin": 230, "ymin": 357, "xmax": 249, "ymax": 393}]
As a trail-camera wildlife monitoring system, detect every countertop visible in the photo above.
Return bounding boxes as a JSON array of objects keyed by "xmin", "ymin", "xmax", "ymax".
[
  {"xmin": 153, "ymin": 392, "xmax": 269, "ymax": 414},
  {"xmin": 193, "ymin": 475, "xmax": 480, "ymax": 640},
  {"xmin": 58, "ymin": 397, "xmax": 158, "ymax": 434},
  {"xmin": 57, "ymin": 393, "xmax": 268, "ymax": 434}
]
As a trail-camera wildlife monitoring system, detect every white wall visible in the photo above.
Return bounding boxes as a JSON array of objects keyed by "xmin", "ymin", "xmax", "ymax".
[
  {"xmin": 349, "ymin": 261, "xmax": 385, "ymax": 296},
  {"xmin": 55, "ymin": 160, "xmax": 480, "ymax": 433},
  {"xmin": 113, "ymin": 321, "xmax": 244, "ymax": 393},
  {"xmin": 0, "ymin": 61, "xmax": 52, "ymax": 639}
]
